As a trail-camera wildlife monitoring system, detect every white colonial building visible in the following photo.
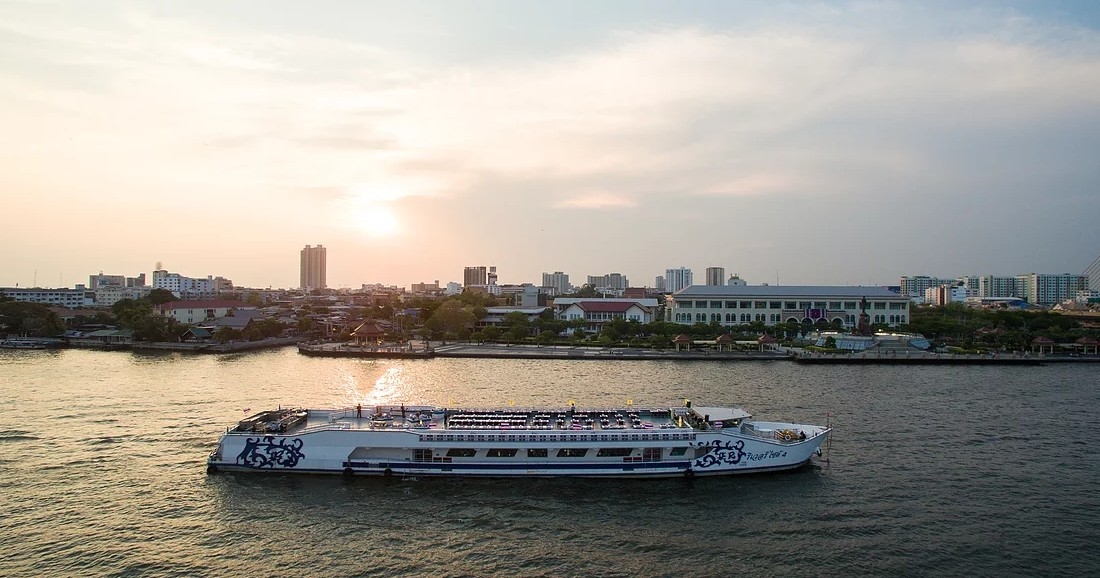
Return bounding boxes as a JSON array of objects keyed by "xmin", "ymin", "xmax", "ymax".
[
  {"xmin": 665, "ymin": 285, "xmax": 910, "ymax": 328},
  {"xmin": 553, "ymin": 298, "xmax": 657, "ymax": 332},
  {"xmin": 154, "ymin": 300, "xmax": 256, "ymax": 324}
]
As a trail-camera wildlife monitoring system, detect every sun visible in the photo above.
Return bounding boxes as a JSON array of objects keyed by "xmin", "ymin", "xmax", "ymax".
[{"xmin": 355, "ymin": 205, "xmax": 401, "ymax": 238}]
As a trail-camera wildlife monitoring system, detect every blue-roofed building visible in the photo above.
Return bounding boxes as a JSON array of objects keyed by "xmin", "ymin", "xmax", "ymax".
[{"xmin": 665, "ymin": 285, "xmax": 911, "ymax": 328}]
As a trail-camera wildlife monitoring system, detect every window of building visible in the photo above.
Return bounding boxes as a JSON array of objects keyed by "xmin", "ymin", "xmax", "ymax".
[
  {"xmin": 486, "ymin": 448, "xmax": 518, "ymax": 457},
  {"xmin": 739, "ymin": 301, "xmax": 752, "ymax": 308},
  {"xmin": 754, "ymin": 301, "xmax": 767, "ymax": 309},
  {"xmin": 596, "ymin": 448, "xmax": 633, "ymax": 457},
  {"xmin": 726, "ymin": 301, "xmax": 737, "ymax": 308},
  {"xmin": 829, "ymin": 302, "xmax": 841, "ymax": 309},
  {"xmin": 557, "ymin": 448, "xmax": 588, "ymax": 457},
  {"xmin": 844, "ymin": 302, "xmax": 857, "ymax": 309},
  {"xmin": 710, "ymin": 301, "xmax": 723, "ymax": 308},
  {"xmin": 785, "ymin": 302, "xmax": 797, "ymax": 309},
  {"xmin": 680, "ymin": 301, "xmax": 693, "ymax": 308},
  {"xmin": 445, "ymin": 448, "xmax": 477, "ymax": 457},
  {"xmin": 873, "ymin": 302, "xmax": 886, "ymax": 309},
  {"xmin": 770, "ymin": 301, "xmax": 781, "ymax": 309},
  {"xmin": 527, "ymin": 448, "xmax": 548, "ymax": 458},
  {"xmin": 813, "ymin": 302, "xmax": 826, "ymax": 309}
]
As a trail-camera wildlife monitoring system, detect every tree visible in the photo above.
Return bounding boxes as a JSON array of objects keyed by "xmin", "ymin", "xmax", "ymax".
[
  {"xmin": 214, "ymin": 326, "xmax": 242, "ymax": 343},
  {"xmin": 0, "ymin": 302, "xmax": 64, "ymax": 336},
  {"xmin": 147, "ymin": 288, "xmax": 176, "ymax": 305},
  {"xmin": 425, "ymin": 301, "xmax": 475, "ymax": 341},
  {"xmin": 507, "ymin": 323, "xmax": 529, "ymax": 341},
  {"xmin": 568, "ymin": 284, "xmax": 600, "ymax": 298},
  {"xmin": 482, "ymin": 326, "xmax": 501, "ymax": 342},
  {"xmin": 649, "ymin": 333, "xmax": 671, "ymax": 350}
]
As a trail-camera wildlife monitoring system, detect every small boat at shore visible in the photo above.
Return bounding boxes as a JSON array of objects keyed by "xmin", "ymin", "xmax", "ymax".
[
  {"xmin": 0, "ymin": 338, "xmax": 63, "ymax": 350},
  {"xmin": 207, "ymin": 401, "xmax": 829, "ymax": 478}
]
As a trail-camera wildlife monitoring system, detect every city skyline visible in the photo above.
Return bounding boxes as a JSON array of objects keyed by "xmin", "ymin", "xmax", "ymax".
[{"xmin": 2, "ymin": 1, "xmax": 1100, "ymax": 290}]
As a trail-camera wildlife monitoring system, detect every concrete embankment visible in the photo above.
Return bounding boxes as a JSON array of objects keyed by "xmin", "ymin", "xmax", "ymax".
[
  {"xmin": 296, "ymin": 342, "xmax": 1099, "ymax": 365},
  {"xmin": 432, "ymin": 344, "xmax": 790, "ymax": 361},
  {"xmin": 130, "ymin": 336, "xmax": 301, "ymax": 353}
]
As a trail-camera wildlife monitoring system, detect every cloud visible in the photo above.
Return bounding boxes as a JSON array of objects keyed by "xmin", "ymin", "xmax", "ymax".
[
  {"xmin": 553, "ymin": 193, "xmax": 637, "ymax": 210},
  {"xmin": 3, "ymin": 2, "xmax": 1100, "ymax": 287}
]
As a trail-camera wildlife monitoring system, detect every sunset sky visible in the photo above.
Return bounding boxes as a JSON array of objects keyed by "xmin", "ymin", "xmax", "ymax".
[{"xmin": 2, "ymin": 1, "xmax": 1099, "ymax": 290}]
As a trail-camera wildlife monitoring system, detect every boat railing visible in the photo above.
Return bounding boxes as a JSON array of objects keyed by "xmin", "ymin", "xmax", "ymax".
[{"xmin": 297, "ymin": 421, "xmax": 353, "ymax": 435}]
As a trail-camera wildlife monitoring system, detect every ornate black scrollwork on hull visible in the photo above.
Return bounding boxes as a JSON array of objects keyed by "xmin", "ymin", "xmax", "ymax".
[
  {"xmin": 692, "ymin": 439, "xmax": 746, "ymax": 469},
  {"xmin": 236, "ymin": 436, "xmax": 306, "ymax": 468}
]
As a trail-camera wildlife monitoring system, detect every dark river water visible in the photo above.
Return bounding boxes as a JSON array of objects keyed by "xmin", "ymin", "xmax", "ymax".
[{"xmin": 1, "ymin": 347, "xmax": 1097, "ymax": 577}]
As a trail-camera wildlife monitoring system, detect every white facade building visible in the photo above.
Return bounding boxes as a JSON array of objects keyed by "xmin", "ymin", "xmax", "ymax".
[
  {"xmin": 1016, "ymin": 273, "xmax": 1089, "ymax": 306},
  {"xmin": 666, "ymin": 285, "xmax": 910, "ymax": 328},
  {"xmin": 541, "ymin": 271, "xmax": 571, "ymax": 295},
  {"xmin": 924, "ymin": 284, "xmax": 969, "ymax": 306},
  {"xmin": 94, "ymin": 286, "xmax": 153, "ymax": 308},
  {"xmin": 154, "ymin": 300, "xmax": 257, "ymax": 324},
  {"xmin": 556, "ymin": 300, "xmax": 655, "ymax": 331},
  {"xmin": 0, "ymin": 287, "xmax": 95, "ymax": 308},
  {"xmin": 152, "ymin": 270, "xmax": 233, "ymax": 299},
  {"xmin": 664, "ymin": 267, "xmax": 693, "ymax": 294},
  {"xmin": 899, "ymin": 276, "xmax": 951, "ymax": 299}
]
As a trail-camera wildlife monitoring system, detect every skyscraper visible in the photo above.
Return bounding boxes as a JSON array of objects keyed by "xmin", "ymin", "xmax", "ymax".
[
  {"xmin": 664, "ymin": 267, "xmax": 693, "ymax": 293},
  {"xmin": 300, "ymin": 245, "xmax": 327, "ymax": 290},
  {"xmin": 542, "ymin": 271, "xmax": 570, "ymax": 295},
  {"xmin": 705, "ymin": 267, "xmax": 725, "ymax": 286},
  {"xmin": 464, "ymin": 266, "xmax": 488, "ymax": 287}
]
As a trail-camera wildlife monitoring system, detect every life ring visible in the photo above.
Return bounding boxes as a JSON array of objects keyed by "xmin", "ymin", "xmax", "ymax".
[
  {"xmin": 342, "ymin": 467, "xmax": 354, "ymax": 478},
  {"xmin": 782, "ymin": 432, "xmax": 793, "ymax": 442},
  {"xmin": 206, "ymin": 464, "xmax": 218, "ymax": 475},
  {"xmin": 383, "ymin": 468, "xmax": 393, "ymax": 477}
]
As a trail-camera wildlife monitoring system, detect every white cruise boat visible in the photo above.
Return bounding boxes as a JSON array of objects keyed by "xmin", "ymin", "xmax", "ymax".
[{"xmin": 207, "ymin": 402, "xmax": 830, "ymax": 478}]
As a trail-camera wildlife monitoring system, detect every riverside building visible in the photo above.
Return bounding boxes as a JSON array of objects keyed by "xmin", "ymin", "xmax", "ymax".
[
  {"xmin": 665, "ymin": 285, "xmax": 910, "ymax": 328},
  {"xmin": 300, "ymin": 245, "xmax": 327, "ymax": 290}
]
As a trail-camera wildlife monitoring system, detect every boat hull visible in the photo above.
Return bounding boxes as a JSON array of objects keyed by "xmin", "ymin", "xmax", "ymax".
[{"xmin": 207, "ymin": 411, "xmax": 828, "ymax": 479}]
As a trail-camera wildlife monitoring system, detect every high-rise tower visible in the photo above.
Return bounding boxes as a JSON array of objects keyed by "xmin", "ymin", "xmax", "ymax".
[
  {"xmin": 664, "ymin": 267, "xmax": 693, "ymax": 293},
  {"xmin": 300, "ymin": 245, "xmax": 327, "ymax": 290}
]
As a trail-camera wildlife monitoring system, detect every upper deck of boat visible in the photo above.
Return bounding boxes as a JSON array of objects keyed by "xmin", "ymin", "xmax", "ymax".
[{"xmin": 233, "ymin": 404, "xmax": 751, "ymax": 436}]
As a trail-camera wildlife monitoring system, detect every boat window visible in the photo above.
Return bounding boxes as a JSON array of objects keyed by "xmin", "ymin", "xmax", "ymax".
[
  {"xmin": 413, "ymin": 449, "xmax": 433, "ymax": 462},
  {"xmin": 557, "ymin": 448, "xmax": 588, "ymax": 457},
  {"xmin": 596, "ymin": 448, "xmax": 633, "ymax": 457},
  {"xmin": 445, "ymin": 448, "xmax": 477, "ymax": 457},
  {"xmin": 642, "ymin": 448, "xmax": 662, "ymax": 462},
  {"xmin": 527, "ymin": 448, "xmax": 548, "ymax": 458},
  {"xmin": 486, "ymin": 448, "xmax": 518, "ymax": 457},
  {"xmin": 669, "ymin": 447, "xmax": 688, "ymax": 456},
  {"xmin": 694, "ymin": 447, "xmax": 713, "ymax": 458}
]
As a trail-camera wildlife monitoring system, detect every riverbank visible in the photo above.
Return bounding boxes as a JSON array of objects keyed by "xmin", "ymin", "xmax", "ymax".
[{"xmin": 294, "ymin": 341, "xmax": 1100, "ymax": 364}]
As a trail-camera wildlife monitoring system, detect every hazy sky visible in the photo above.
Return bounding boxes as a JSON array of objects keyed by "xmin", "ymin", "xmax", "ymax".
[{"xmin": 3, "ymin": 1, "xmax": 1099, "ymax": 290}]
